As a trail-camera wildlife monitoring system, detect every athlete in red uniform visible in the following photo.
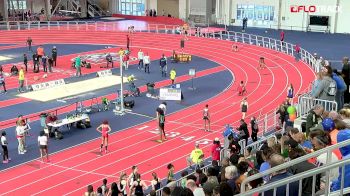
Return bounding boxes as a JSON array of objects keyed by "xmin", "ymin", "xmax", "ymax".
[{"xmin": 96, "ymin": 120, "xmax": 111, "ymax": 154}]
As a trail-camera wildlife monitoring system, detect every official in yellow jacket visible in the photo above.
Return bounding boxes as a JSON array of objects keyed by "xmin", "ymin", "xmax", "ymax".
[
  {"xmin": 18, "ymin": 67, "xmax": 25, "ymax": 93},
  {"xmin": 170, "ymin": 68, "xmax": 176, "ymax": 84}
]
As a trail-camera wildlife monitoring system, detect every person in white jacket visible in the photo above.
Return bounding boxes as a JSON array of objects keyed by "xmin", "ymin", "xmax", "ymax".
[
  {"xmin": 16, "ymin": 125, "xmax": 27, "ymax": 154},
  {"xmin": 144, "ymin": 53, "xmax": 150, "ymax": 74},
  {"xmin": 138, "ymin": 49, "xmax": 144, "ymax": 70}
]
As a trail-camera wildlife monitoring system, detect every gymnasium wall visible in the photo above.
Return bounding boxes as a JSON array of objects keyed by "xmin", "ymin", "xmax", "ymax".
[
  {"xmin": 157, "ymin": 0, "xmax": 179, "ymax": 18},
  {"xmin": 215, "ymin": 0, "xmax": 350, "ymax": 34}
]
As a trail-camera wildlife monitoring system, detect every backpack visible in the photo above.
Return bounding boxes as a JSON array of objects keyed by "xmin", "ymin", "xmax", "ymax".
[
  {"xmin": 332, "ymin": 74, "xmax": 347, "ymax": 92},
  {"xmin": 326, "ymin": 78, "xmax": 337, "ymax": 96}
]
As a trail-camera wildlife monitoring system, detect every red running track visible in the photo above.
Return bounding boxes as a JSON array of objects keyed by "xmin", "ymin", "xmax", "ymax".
[{"xmin": 0, "ymin": 30, "xmax": 315, "ymax": 196}]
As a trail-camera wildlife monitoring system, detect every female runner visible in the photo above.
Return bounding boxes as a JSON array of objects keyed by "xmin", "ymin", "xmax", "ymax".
[{"xmin": 96, "ymin": 120, "xmax": 111, "ymax": 154}]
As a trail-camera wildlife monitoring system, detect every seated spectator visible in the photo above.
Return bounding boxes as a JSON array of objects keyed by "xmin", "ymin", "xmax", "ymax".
[
  {"xmin": 186, "ymin": 179, "xmax": 205, "ymax": 196},
  {"xmin": 288, "ymin": 147, "xmax": 320, "ymax": 195},
  {"xmin": 187, "ymin": 143, "xmax": 204, "ymax": 170},
  {"xmin": 260, "ymin": 147, "xmax": 274, "ymax": 184},
  {"xmin": 220, "ymin": 157, "xmax": 230, "ymax": 182},
  {"xmin": 262, "ymin": 154, "xmax": 299, "ymax": 196},
  {"xmin": 306, "ymin": 105, "xmax": 324, "ymax": 137},
  {"xmin": 162, "ymin": 187, "xmax": 171, "ymax": 196},
  {"xmin": 309, "ymin": 130, "xmax": 339, "ymax": 191},
  {"xmin": 11, "ymin": 65, "xmax": 19, "ymax": 76},
  {"xmin": 225, "ymin": 166, "xmax": 239, "ymax": 193},
  {"xmin": 339, "ymin": 108, "xmax": 350, "ymax": 127},
  {"xmin": 219, "ymin": 182, "xmax": 234, "ymax": 196},
  {"xmin": 247, "ymin": 168, "xmax": 263, "ymax": 190},
  {"xmin": 244, "ymin": 147, "xmax": 257, "ymax": 168},
  {"xmin": 235, "ymin": 161, "xmax": 250, "ymax": 192},
  {"xmin": 331, "ymin": 129, "xmax": 350, "ymax": 191}
]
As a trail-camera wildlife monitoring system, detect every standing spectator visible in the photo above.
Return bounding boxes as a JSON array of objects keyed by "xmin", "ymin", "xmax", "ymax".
[
  {"xmin": 75, "ymin": 56, "xmax": 82, "ymax": 77},
  {"xmin": 237, "ymin": 119, "xmax": 249, "ymax": 145},
  {"xmin": 167, "ymin": 163, "xmax": 175, "ymax": 184},
  {"xmin": 18, "ymin": 67, "xmax": 25, "ymax": 93},
  {"xmin": 48, "ymin": 56, "xmax": 53, "ymax": 72},
  {"xmin": 311, "ymin": 72, "xmax": 323, "ymax": 97},
  {"xmin": 149, "ymin": 9, "xmax": 153, "ymax": 17},
  {"xmin": 128, "ymin": 166, "xmax": 139, "ymax": 188},
  {"xmin": 242, "ymin": 17, "xmax": 248, "ymax": 31},
  {"xmin": 333, "ymin": 69, "xmax": 347, "ymax": 110},
  {"xmin": 294, "ymin": 44, "xmax": 301, "ymax": 61},
  {"xmin": 341, "ymin": 57, "xmax": 350, "ymax": 104},
  {"xmin": 1, "ymin": 131, "xmax": 10, "ymax": 163},
  {"xmin": 250, "ymin": 117, "xmax": 258, "ymax": 142},
  {"xmin": 16, "ymin": 123, "xmax": 27, "ymax": 154},
  {"xmin": 118, "ymin": 172, "xmax": 127, "ymax": 196},
  {"xmin": 23, "ymin": 53, "xmax": 28, "ymax": 72},
  {"xmin": 118, "ymin": 48, "xmax": 124, "ymax": 67},
  {"xmin": 51, "ymin": 46, "xmax": 57, "ymax": 67},
  {"xmin": 122, "ymin": 53, "xmax": 130, "ymax": 70},
  {"xmin": 38, "ymin": 130, "xmax": 49, "ymax": 162},
  {"xmin": 100, "ymin": 179, "xmax": 108, "ymax": 195},
  {"xmin": 144, "ymin": 52, "xmax": 150, "ymax": 73},
  {"xmin": 42, "ymin": 55, "xmax": 47, "ymax": 72},
  {"xmin": 151, "ymin": 172, "xmax": 161, "ymax": 191},
  {"xmin": 287, "ymin": 83, "xmax": 294, "ymax": 103},
  {"xmin": 137, "ymin": 49, "xmax": 144, "ymax": 69},
  {"xmin": 280, "ymin": 30, "xmax": 285, "ymax": 46},
  {"xmin": 153, "ymin": 9, "xmax": 157, "ymax": 17},
  {"xmin": 160, "ymin": 54, "xmax": 167, "ymax": 77},
  {"xmin": 84, "ymin": 185, "xmax": 96, "ymax": 196},
  {"xmin": 211, "ymin": 138, "xmax": 221, "ymax": 162},
  {"xmin": 32, "ymin": 52, "xmax": 39, "ymax": 72},
  {"xmin": 187, "ymin": 143, "xmax": 204, "ymax": 170},
  {"xmin": 129, "ymin": 173, "xmax": 147, "ymax": 196},
  {"xmin": 170, "ymin": 68, "xmax": 176, "ymax": 84},
  {"xmin": 105, "ymin": 53, "xmax": 113, "ymax": 68},
  {"xmin": 0, "ymin": 71, "xmax": 6, "ymax": 93},
  {"xmin": 126, "ymin": 35, "xmax": 130, "ymax": 50},
  {"xmin": 240, "ymin": 97, "xmax": 248, "ymax": 119},
  {"xmin": 37, "ymin": 45, "xmax": 44, "ymax": 62},
  {"xmin": 26, "ymin": 37, "xmax": 32, "ymax": 51},
  {"xmin": 313, "ymin": 66, "xmax": 336, "ymax": 102},
  {"xmin": 203, "ymin": 104, "xmax": 211, "ymax": 132}
]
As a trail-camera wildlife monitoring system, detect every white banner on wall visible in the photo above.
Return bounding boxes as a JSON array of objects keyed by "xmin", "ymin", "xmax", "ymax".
[
  {"xmin": 31, "ymin": 79, "xmax": 65, "ymax": 91},
  {"xmin": 159, "ymin": 88, "xmax": 182, "ymax": 101}
]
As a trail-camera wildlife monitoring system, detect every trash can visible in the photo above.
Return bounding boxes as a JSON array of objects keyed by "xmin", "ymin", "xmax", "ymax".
[{"xmin": 40, "ymin": 113, "xmax": 48, "ymax": 127}]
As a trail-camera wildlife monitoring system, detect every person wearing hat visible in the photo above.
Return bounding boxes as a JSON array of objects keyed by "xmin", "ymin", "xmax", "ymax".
[
  {"xmin": 211, "ymin": 138, "xmax": 221, "ymax": 162},
  {"xmin": 52, "ymin": 46, "xmax": 57, "ymax": 67},
  {"xmin": 186, "ymin": 143, "xmax": 204, "ymax": 170}
]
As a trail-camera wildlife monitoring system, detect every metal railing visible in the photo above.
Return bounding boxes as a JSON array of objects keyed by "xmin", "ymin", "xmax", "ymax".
[
  {"xmin": 240, "ymin": 158, "xmax": 350, "ymax": 196},
  {"xmin": 154, "ymin": 164, "xmax": 212, "ymax": 196},
  {"xmin": 241, "ymin": 138, "xmax": 350, "ymax": 195},
  {"xmin": 297, "ymin": 96, "xmax": 338, "ymax": 118}
]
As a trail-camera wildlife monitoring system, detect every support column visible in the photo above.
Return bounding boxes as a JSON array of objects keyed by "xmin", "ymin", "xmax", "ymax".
[
  {"xmin": 79, "ymin": 0, "xmax": 87, "ymax": 17},
  {"xmin": 334, "ymin": 0, "xmax": 340, "ymax": 33},
  {"xmin": 109, "ymin": 0, "xmax": 117, "ymax": 14},
  {"xmin": 3, "ymin": 0, "xmax": 8, "ymax": 21},
  {"xmin": 45, "ymin": 0, "xmax": 52, "ymax": 20},
  {"xmin": 277, "ymin": 0, "xmax": 282, "ymax": 30}
]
